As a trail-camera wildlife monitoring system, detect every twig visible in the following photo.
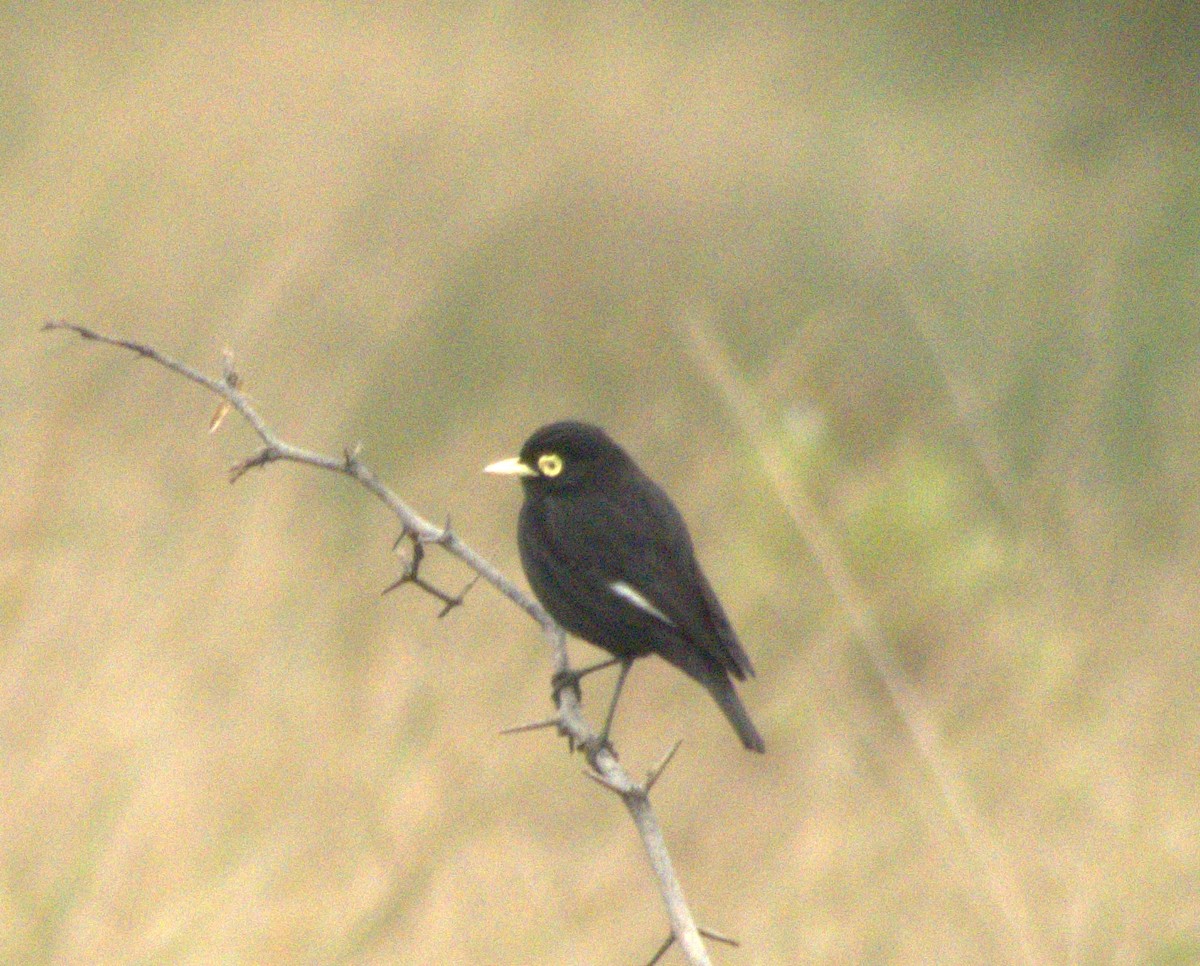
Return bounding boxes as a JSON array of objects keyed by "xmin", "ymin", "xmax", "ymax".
[
  {"xmin": 46, "ymin": 321, "xmax": 716, "ymax": 966},
  {"xmin": 381, "ymin": 533, "xmax": 481, "ymax": 617}
]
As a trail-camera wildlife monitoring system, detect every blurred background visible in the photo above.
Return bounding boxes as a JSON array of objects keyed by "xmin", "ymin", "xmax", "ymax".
[{"xmin": 3, "ymin": 3, "xmax": 1198, "ymax": 963}]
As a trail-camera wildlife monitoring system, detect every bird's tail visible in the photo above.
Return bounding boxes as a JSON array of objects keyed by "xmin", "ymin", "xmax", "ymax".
[{"xmin": 705, "ymin": 677, "xmax": 765, "ymax": 753}]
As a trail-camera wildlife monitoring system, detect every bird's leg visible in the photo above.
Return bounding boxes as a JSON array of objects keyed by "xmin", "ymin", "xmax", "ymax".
[
  {"xmin": 551, "ymin": 656, "xmax": 623, "ymax": 704},
  {"xmin": 596, "ymin": 658, "xmax": 634, "ymax": 749}
]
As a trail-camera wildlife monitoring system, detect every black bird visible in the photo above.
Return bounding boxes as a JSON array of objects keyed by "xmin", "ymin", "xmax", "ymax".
[{"xmin": 485, "ymin": 421, "xmax": 764, "ymax": 752}]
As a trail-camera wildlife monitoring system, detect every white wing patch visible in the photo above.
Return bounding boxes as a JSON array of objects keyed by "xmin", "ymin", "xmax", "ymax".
[{"xmin": 609, "ymin": 581, "xmax": 676, "ymax": 627}]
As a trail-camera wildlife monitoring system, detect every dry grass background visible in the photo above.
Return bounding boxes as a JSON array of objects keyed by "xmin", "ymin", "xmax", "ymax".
[{"xmin": 3, "ymin": 3, "xmax": 1199, "ymax": 964}]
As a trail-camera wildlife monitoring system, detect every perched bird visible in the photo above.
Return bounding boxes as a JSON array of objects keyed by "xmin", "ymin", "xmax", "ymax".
[{"xmin": 485, "ymin": 421, "xmax": 764, "ymax": 752}]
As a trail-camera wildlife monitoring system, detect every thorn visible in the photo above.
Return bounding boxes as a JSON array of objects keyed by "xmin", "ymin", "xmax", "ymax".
[
  {"xmin": 499, "ymin": 716, "xmax": 561, "ymax": 736},
  {"xmin": 644, "ymin": 739, "xmax": 683, "ymax": 792},
  {"xmin": 437, "ymin": 574, "xmax": 480, "ymax": 618},
  {"xmin": 644, "ymin": 935, "xmax": 674, "ymax": 966},
  {"xmin": 643, "ymin": 925, "xmax": 737, "ymax": 966},
  {"xmin": 582, "ymin": 768, "xmax": 627, "ymax": 796},
  {"xmin": 699, "ymin": 926, "xmax": 740, "ymax": 948},
  {"xmin": 229, "ymin": 446, "xmax": 276, "ymax": 482},
  {"xmin": 380, "ymin": 574, "xmax": 409, "ymax": 596}
]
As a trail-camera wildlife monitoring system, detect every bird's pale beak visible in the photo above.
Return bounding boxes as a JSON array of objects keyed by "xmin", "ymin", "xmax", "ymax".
[{"xmin": 484, "ymin": 456, "xmax": 536, "ymax": 477}]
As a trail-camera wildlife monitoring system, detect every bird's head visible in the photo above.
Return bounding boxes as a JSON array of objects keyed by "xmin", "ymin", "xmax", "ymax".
[{"xmin": 484, "ymin": 421, "xmax": 628, "ymax": 494}]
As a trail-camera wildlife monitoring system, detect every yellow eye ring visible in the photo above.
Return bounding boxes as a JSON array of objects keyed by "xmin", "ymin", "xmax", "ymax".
[{"xmin": 537, "ymin": 453, "xmax": 564, "ymax": 477}]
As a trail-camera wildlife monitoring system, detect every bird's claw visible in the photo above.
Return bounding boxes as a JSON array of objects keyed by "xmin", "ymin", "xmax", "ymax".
[
  {"xmin": 551, "ymin": 668, "xmax": 583, "ymax": 705},
  {"xmin": 583, "ymin": 734, "xmax": 618, "ymax": 761}
]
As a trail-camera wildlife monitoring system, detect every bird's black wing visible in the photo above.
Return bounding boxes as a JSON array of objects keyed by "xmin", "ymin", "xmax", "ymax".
[{"xmin": 531, "ymin": 467, "xmax": 754, "ymax": 679}]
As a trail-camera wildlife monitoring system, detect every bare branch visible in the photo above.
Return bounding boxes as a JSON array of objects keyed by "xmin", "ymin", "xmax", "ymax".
[{"xmin": 47, "ymin": 322, "xmax": 716, "ymax": 966}]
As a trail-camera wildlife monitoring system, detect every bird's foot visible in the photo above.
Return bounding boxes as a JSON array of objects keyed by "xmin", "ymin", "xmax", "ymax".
[
  {"xmin": 582, "ymin": 733, "xmax": 618, "ymax": 763},
  {"xmin": 551, "ymin": 656, "xmax": 624, "ymax": 707},
  {"xmin": 551, "ymin": 668, "xmax": 584, "ymax": 705}
]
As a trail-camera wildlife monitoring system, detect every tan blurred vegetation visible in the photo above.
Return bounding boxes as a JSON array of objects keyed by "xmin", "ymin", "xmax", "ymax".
[{"xmin": 3, "ymin": 3, "xmax": 1199, "ymax": 964}]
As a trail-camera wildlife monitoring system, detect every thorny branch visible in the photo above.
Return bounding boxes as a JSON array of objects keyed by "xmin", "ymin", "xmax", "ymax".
[
  {"xmin": 383, "ymin": 528, "xmax": 481, "ymax": 618},
  {"xmin": 46, "ymin": 321, "xmax": 724, "ymax": 966}
]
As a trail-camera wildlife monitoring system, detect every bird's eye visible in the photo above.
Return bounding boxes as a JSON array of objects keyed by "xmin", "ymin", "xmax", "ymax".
[{"xmin": 537, "ymin": 453, "xmax": 564, "ymax": 477}]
